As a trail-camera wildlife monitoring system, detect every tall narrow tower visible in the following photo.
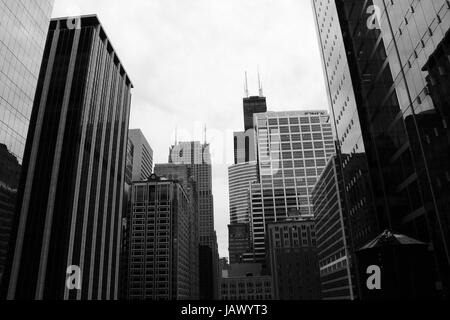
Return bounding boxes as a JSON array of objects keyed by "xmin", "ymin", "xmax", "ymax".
[
  {"xmin": 2, "ymin": 15, "xmax": 133, "ymax": 300},
  {"xmin": 168, "ymin": 141, "xmax": 218, "ymax": 299}
]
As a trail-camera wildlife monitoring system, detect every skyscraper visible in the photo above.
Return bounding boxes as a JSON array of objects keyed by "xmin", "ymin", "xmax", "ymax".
[
  {"xmin": 128, "ymin": 175, "xmax": 198, "ymax": 300},
  {"xmin": 1, "ymin": 15, "xmax": 133, "ymax": 300},
  {"xmin": 168, "ymin": 141, "xmax": 218, "ymax": 299},
  {"xmin": 312, "ymin": 0, "xmax": 450, "ymax": 298},
  {"xmin": 233, "ymin": 131, "xmax": 258, "ymax": 165},
  {"xmin": 119, "ymin": 137, "xmax": 134, "ymax": 299},
  {"xmin": 243, "ymin": 96, "xmax": 267, "ymax": 131},
  {"xmin": 169, "ymin": 141, "xmax": 214, "ymax": 247},
  {"xmin": 228, "ymin": 223, "xmax": 252, "ymax": 264},
  {"xmin": 228, "ymin": 161, "xmax": 258, "ymax": 224},
  {"xmin": 227, "ymin": 93, "xmax": 267, "ymax": 265},
  {"xmin": 0, "ymin": 0, "xmax": 54, "ymax": 286},
  {"xmin": 249, "ymin": 111, "xmax": 335, "ymax": 262},
  {"xmin": 312, "ymin": 156, "xmax": 354, "ymax": 300},
  {"xmin": 128, "ymin": 129, "xmax": 153, "ymax": 181},
  {"xmin": 220, "ymin": 272, "xmax": 273, "ymax": 301},
  {"xmin": 266, "ymin": 217, "xmax": 322, "ymax": 300},
  {"xmin": 154, "ymin": 163, "xmax": 200, "ymax": 299}
]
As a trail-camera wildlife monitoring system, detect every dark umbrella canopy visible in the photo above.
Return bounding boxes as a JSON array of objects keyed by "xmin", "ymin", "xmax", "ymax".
[{"xmin": 358, "ymin": 230, "xmax": 426, "ymax": 251}]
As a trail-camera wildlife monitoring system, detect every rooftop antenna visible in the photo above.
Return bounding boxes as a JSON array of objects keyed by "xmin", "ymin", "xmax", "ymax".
[
  {"xmin": 204, "ymin": 124, "xmax": 207, "ymax": 144},
  {"xmin": 257, "ymin": 66, "xmax": 264, "ymax": 97},
  {"xmin": 244, "ymin": 71, "xmax": 249, "ymax": 98},
  {"xmin": 175, "ymin": 125, "xmax": 178, "ymax": 146}
]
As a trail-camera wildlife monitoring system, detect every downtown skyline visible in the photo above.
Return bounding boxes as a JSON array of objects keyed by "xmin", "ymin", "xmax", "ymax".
[
  {"xmin": 1, "ymin": 0, "xmax": 449, "ymax": 302},
  {"xmin": 52, "ymin": 0, "xmax": 329, "ymax": 258}
]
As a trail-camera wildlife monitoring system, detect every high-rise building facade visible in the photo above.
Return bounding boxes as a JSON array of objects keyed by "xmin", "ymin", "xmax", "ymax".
[
  {"xmin": 0, "ymin": 0, "xmax": 54, "ymax": 286},
  {"xmin": 168, "ymin": 141, "xmax": 218, "ymax": 299},
  {"xmin": 228, "ymin": 161, "xmax": 258, "ymax": 224},
  {"xmin": 243, "ymin": 96, "xmax": 267, "ymax": 131},
  {"xmin": 312, "ymin": 156, "xmax": 354, "ymax": 300},
  {"xmin": 236, "ymin": 95, "xmax": 266, "ymax": 163},
  {"xmin": 219, "ymin": 262, "xmax": 273, "ymax": 300},
  {"xmin": 119, "ymin": 137, "xmax": 134, "ymax": 299},
  {"xmin": 128, "ymin": 175, "xmax": 198, "ymax": 300},
  {"xmin": 128, "ymin": 129, "xmax": 153, "ymax": 181},
  {"xmin": 313, "ymin": 0, "xmax": 450, "ymax": 298},
  {"xmin": 266, "ymin": 217, "xmax": 321, "ymax": 300},
  {"xmin": 169, "ymin": 142, "xmax": 214, "ymax": 247},
  {"xmin": 233, "ymin": 131, "xmax": 258, "ymax": 165},
  {"xmin": 249, "ymin": 111, "xmax": 335, "ymax": 262},
  {"xmin": 228, "ymin": 223, "xmax": 252, "ymax": 264},
  {"xmin": 374, "ymin": 0, "xmax": 450, "ymax": 298},
  {"xmin": 155, "ymin": 164, "xmax": 196, "ymax": 195},
  {"xmin": 154, "ymin": 163, "xmax": 200, "ymax": 299},
  {"xmin": 220, "ymin": 276, "xmax": 273, "ymax": 301},
  {"xmin": 227, "ymin": 95, "xmax": 266, "ymax": 265},
  {"xmin": 1, "ymin": 15, "xmax": 133, "ymax": 300}
]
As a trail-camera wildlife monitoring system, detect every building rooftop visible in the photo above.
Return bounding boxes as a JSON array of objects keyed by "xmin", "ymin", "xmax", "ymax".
[{"xmin": 50, "ymin": 14, "xmax": 133, "ymax": 88}]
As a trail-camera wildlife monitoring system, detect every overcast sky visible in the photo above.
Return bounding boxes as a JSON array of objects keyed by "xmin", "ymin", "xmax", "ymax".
[{"xmin": 52, "ymin": 0, "xmax": 328, "ymax": 258}]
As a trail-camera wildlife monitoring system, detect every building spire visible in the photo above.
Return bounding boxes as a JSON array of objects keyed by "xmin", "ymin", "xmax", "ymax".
[
  {"xmin": 175, "ymin": 125, "xmax": 178, "ymax": 146},
  {"xmin": 244, "ymin": 71, "xmax": 249, "ymax": 98},
  {"xmin": 257, "ymin": 66, "xmax": 264, "ymax": 97},
  {"xmin": 204, "ymin": 124, "xmax": 207, "ymax": 144}
]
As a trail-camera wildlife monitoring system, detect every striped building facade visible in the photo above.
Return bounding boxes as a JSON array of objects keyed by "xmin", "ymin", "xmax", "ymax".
[
  {"xmin": 312, "ymin": 156, "xmax": 354, "ymax": 300},
  {"xmin": 2, "ymin": 15, "xmax": 133, "ymax": 300},
  {"xmin": 228, "ymin": 161, "xmax": 258, "ymax": 224}
]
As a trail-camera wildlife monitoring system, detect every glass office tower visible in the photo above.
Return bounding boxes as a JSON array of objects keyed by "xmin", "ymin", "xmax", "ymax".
[
  {"xmin": 1, "ymin": 15, "xmax": 133, "ymax": 300},
  {"xmin": 374, "ymin": 0, "xmax": 450, "ymax": 298},
  {"xmin": 249, "ymin": 111, "xmax": 335, "ymax": 263},
  {"xmin": 0, "ymin": 0, "xmax": 54, "ymax": 286},
  {"xmin": 313, "ymin": 0, "xmax": 450, "ymax": 298}
]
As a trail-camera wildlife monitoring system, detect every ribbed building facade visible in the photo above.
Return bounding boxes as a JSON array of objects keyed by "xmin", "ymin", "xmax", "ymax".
[
  {"xmin": 1, "ymin": 15, "xmax": 133, "ymax": 300},
  {"xmin": 0, "ymin": 0, "xmax": 54, "ymax": 287},
  {"xmin": 128, "ymin": 129, "xmax": 153, "ymax": 181},
  {"xmin": 312, "ymin": 0, "xmax": 450, "ymax": 298},
  {"xmin": 249, "ymin": 111, "xmax": 335, "ymax": 262},
  {"xmin": 312, "ymin": 156, "xmax": 354, "ymax": 300},
  {"xmin": 228, "ymin": 161, "xmax": 258, "ymax": 224}
]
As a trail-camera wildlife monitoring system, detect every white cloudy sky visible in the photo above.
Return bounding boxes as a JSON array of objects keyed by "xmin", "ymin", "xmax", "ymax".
[{"xmin": 52, "ymin": 0, "xmax": 328, "ymax": 258}]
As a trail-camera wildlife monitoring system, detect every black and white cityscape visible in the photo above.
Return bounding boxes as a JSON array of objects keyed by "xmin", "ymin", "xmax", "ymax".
[{"xmin": 0, "ymin": 0, "xmax": 450, "ymax": 303}]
